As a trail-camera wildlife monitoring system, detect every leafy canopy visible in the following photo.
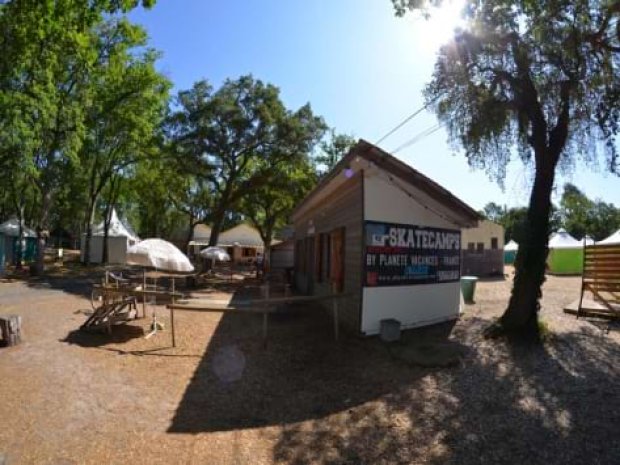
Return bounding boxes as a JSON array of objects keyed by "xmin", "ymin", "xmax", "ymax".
[{"xmin": 393, "ymin": 0, "xmax": 620, "ymax": 181}]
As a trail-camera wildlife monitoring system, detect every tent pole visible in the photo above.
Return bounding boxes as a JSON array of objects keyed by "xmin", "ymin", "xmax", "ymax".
[{"xmin": 171, "ymin": 277, "xmax": 176, "ymax": 348}]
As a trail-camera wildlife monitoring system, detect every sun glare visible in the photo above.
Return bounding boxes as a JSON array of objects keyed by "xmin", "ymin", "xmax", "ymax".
[{"xmin": 416, "ymin": 0, "xmax": 466, "ymax": 52}]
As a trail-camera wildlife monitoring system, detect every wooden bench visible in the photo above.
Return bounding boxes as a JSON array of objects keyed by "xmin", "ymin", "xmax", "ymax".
[{"xmin": 575, "ymin": 243, "xmax": 620, "ymax": 327}]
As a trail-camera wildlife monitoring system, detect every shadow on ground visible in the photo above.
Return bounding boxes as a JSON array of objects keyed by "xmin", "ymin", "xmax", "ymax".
[
  {"xmin": 271, "ymin": 318, "xmax": 620, "ymax": 465},
  {"xmin": 167, "ymin": 287, "xmax": 462, "ymax": 434},
  {"xmin": 62, "ymin": 324, "xmax": 145, "ymax": 347}
]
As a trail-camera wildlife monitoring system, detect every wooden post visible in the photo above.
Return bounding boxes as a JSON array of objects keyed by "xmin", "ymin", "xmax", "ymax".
[
  {"xmin": 142, "ymin": 269, "xmax": 146, "ymax": 319},
  {"xmin": 170, "ymin": 277, "xmax": 176, "ymax": 348},
  {"xmin": 262, "ymin": 312, "xmax": 268, "ymax": 346},
  {"xmin": 0, "ymin": 315, "xmax": 22, "ymax": 346}
]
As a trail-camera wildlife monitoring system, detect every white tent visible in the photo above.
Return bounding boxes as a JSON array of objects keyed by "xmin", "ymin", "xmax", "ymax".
[
  {"xmin": 583, "ymin": 235, "xmax": 595, "ymax": 246},
  {"xmin": 81, "ymin": 209, "xmax": 140, "ymax": 264},
  {"xmin": 598, "ymin": 229, "xmax": 620, "ymax": 245},
  {"xmin": 548, "ymin": 229, "xmax": 582, "ymax": 249},
  {"xmin": 0, "ymin": 218, "xmax": 36, "ymax": 238},
  {"xmin": 504, "ymin": 240, "xmax": 518, "ymax": 251}
]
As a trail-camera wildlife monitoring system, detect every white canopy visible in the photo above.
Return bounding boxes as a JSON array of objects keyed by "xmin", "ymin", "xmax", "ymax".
[
  {"xmin": 583, "ymin": 235, "xmax": 595, "ymax": 246},
  {"xmin": 598, "ymin": 229, "xmax": 620, "ymax": 245},
  {"xmin": 504, "ymin": 240, "xmax": 518, "ymax": 251},
  {"xmin": 91, "ymin": 208, "xmax": 139, "ymax": 241},
  {"xmin": 548, "ymin": 229, "xmax": 582, "ymax": 249},
  {"xmin": 0, "ymin": 218, "xmax": 36, "ymax": 238},
  {"xmin": 126, "ymin": 239, "xmax": 194, "ymax": 273}
]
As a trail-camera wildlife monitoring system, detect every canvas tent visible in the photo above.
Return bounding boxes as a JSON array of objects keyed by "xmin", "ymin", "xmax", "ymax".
[
  {"xmin": 583, "ymin": 235, "xmax": 595, "ymax": 246},
  {"xmin": 504, "ymin": 240, "xmax": 518, "ymax": 264},
  {"xmin": 598, "ymin": 229, "xmax": 620, "ymax": 245},
  {"xmin": 547, "ymin": 229, "xmax": 583, "ymax": 275},
  {"xmin": 0, "ymin": 218, "xmax": 37, "ymax": 264},
  {"xmin": 80, "ymin": 209, "xmax": 140, "ymax": 264}
]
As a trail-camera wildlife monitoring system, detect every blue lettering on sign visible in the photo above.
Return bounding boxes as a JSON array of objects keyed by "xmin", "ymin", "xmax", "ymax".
[{"xmin": 404, "ymin": 265, "xmax": 429, "ymax": 277}]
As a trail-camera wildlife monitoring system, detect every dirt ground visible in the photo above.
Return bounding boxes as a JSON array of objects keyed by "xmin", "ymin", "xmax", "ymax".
[{"xmin": 0, "ymin": 268, "xmax": 618, "ymax": 465}]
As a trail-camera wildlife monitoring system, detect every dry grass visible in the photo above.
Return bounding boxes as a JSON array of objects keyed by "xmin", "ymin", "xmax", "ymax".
[{"xmin": 0, "ymin": 268, "xmax": 618, "ymax": 464}]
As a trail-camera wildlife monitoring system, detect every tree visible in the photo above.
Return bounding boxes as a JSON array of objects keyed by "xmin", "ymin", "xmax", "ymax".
[
  {"xmin": 80, "ymin": 19, "xmax": 169, "ymax": 264},
  {"xmin": 315, "ymin": 130, "xmax": 357, "ymax": 173},
  {"xmin": 241, "ymin": 157, "xmax": 318, "ymax": 269},
  {"xmin": 481, "ymin": 202, "xmax": 506, "ymax": 223},
  {"xmin": 168, "ymin": 76, "xmax": 327, "ymax": 248},
  {"xmin": 393, "ymin": 0, "xmax": 620, "ymax": 338},
  {"xmin": 559, "ymin": 182, "xmax": 620, "ymax": 239},
  {"xmin": 0, "ymin": 0, "xmax": 157, "ymax": 272},
  {"xmin": 559, "ymin": 183, "xmax": 593, "ymax": 238}
]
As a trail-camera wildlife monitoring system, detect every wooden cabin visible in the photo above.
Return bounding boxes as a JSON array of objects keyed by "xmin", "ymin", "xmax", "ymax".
[{"xmin": 291, "ymin": 140, "xmax": 480, "ymax": 336}]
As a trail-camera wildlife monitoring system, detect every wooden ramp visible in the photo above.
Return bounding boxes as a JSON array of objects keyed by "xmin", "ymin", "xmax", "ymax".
[
  {"xmin": 564, "ymin": 298, "xmax": 620, "ymax": 319},
  {"xmin": 81, "ymin": 299, "xmax": 138, "ymax": 333}
]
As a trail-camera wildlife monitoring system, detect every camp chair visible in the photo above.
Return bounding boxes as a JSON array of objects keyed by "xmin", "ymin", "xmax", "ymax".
[{"xmin": 577, "ymin": 243, "xmax": 620, "ymax": 331}]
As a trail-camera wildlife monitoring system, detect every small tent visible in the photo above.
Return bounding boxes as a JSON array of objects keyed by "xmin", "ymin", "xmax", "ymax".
[
  {"xmin": 0, "ymin": 218, "xmax": 37, "ymax": 264},
  {"xmin": 547, "ymin": 229, "xmax": 583, "ymax": 275},
  {"xmin": 598, "ymin": 229, "xmax": 620, "ymax": 245},
  {"xmin": 504, "ymin": 240, "xmax": 518, "ymax": 264},
  {"xmin": 80, "ymin": 209, "xmax": 140, "ymax": 264}
]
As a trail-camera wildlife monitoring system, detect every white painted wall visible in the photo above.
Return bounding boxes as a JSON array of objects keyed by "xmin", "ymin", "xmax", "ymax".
[
  {"xmin": 361, "ymin": 170, "xmax": 462, "ymax": 335},
  {"xmin": 461, "ymin": 219, "xmax": 504, "ymax": 250},
  {"xmin": 362, "ymin": 283, "xmax": 460, "ymax": 334}
]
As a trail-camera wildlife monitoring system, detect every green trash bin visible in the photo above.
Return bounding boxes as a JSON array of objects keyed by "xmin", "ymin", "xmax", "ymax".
[{"xmin": 460, "ymin": 276, "xmax": 478, "ymax": 304}]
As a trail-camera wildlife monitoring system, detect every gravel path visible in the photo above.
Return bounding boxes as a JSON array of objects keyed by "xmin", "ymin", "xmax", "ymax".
[{"xmin": 0, "ymin": 270, "xmax": 618, "ymax": 465}]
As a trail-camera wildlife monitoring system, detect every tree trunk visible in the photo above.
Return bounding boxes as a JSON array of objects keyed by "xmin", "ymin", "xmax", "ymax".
[
  {"xmin": 208, "ymin": 208, "xmax": 225, "ymax": 247},
  {"xmin": 35, "ymin": 191, "xmax": 52, "ymax": 274},
  {"xmin": 500, "ymin": 149, "xmax": 558, "ymax": 338},
  {"xmin": 83, "ymin": 197, "xmax": 97, "ymax": 266},
  {"xmin": 102, "ymin": 203, "xmax": 112, "ymax": 265},
  {"xmin": 184, "ymin": 214, "xmax": 196, "ymax": 254}
]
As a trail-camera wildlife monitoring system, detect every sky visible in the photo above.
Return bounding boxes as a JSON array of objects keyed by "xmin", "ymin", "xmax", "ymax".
[{"xmin": 128, "ymin": 0, "xmax": 620, "ymax": 211}]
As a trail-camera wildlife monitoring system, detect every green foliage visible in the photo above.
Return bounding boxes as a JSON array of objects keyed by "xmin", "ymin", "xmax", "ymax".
[
  {"xmin": 168, "ymin": 75, "xmax": 327, "ymax": 244},
  {"xmin": 315, "ymin": 130, "xmax": 357, "ymax": 173},
  {"xmin": 559, "ymin": 183, "xmax": 620, "ymax": 239}
]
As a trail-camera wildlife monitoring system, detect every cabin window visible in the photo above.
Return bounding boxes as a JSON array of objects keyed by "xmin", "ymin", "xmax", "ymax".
[
  {"xmin": 491, "ymin": 237, "xmax": 498, "ymax": 250},
  {"xmin": 477, "ymin": 242, "xmax": 484, "ymax": 253},
  {"xmin": 242, "ymin": 248, "xmax": 255, "ymax": 257},
  {"xmin": 467, "ymin": 242, "xmax": 475, "ymax": 252},
  {"xmin": 324, "ymin": 233, "xmax": 331, "ymax": 281},
  {"xmin": 330, "ymin": 227, "xmax": 345, "ymax": 292}
]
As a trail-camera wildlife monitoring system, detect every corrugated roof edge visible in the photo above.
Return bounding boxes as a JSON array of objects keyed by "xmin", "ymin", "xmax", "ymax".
[{"xmin": 292, "ymin": 139, "xmax": 481, "ymax": 225}]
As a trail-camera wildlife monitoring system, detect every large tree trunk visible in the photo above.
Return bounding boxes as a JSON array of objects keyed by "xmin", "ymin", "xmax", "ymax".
[
  {"xmin": 208, "ymin": 208, "xmax": 225, "ymax": 248},
  {"xmin": 500, "ymin": 148, "xmax": 559, "ymax": 338}
]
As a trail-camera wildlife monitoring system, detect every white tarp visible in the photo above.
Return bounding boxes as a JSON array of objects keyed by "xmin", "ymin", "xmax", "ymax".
[
  {"xmin": 0, "ymin": 219, "xmax": 36, "ymax": 238},
  {"xmin": 504, "ymin": 240, "xmax": 518, "ymax": 251},
  {"xmin": 127, "ymin": 238, "xmax": 194, "ymax": 272},
  {"xmin": 598, "ymin": 229, "xmax": 620, "ymax": 245},
  {"xmin": 91, "ymin": 208, "xmax": 139, "ymax": 241},
  {"xmin": 548, "ymin": 229, "xmax": 582, "ymax": 249}
]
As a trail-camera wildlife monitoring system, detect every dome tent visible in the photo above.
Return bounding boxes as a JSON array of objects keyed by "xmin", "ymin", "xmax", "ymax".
[
  {"xmin": 598, "ymin": 229, "xmax": 620, "ymax": 245},
  {"xmin": 504, "ymin": 240, "xmax": 518, "ymax": 264},
  {"xmin": 80, "ymin": 209, "xmax": 140, "ymax": 264},
  {"xmin": 547, "ymin": 229, "xmax": 583, "ymax": 275}
]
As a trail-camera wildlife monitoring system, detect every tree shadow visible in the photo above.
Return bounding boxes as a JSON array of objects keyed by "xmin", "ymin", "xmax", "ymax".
[
  {"xmin": 167, "ymin": 290, "xmax": 462, "ymax": 433},
  {"xmin": 271, "ymin": 317, "xmax": 620, "ymax": 464}
]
